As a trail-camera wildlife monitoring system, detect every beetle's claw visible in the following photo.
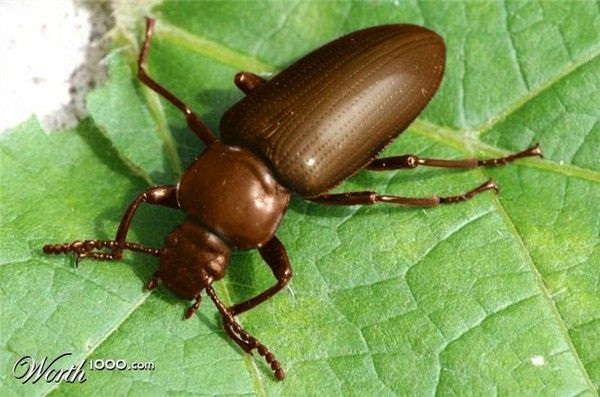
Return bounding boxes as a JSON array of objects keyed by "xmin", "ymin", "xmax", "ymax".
[
  {"xmin": 485, "ymin": 179, "xmax": 500, "ymax": 194},
  {"xmin": 532, "ymin": 142, "xmax": 544, "ymax": 159}
]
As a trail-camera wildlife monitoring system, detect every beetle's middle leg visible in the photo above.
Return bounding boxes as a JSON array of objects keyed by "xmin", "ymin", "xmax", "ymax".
[
  {"xmin": 43, "ymin": 185, "xmax": 179, "ymax": 266},
  {"xmin": 366, "ymin": 143, "xmax": 542, "ymax": 171},
  {"xmin": 309, "ymin": 179, "xmax": 499, "ymax": 207},
  {"xmin": 234, "ymin": 72, "xmax": 266, "ymax": 94}
]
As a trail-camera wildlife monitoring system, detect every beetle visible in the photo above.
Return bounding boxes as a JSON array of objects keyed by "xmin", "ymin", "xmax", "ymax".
[{"xmin": 43, "ymin": 18, "xmax": 542, "ymax": 380}]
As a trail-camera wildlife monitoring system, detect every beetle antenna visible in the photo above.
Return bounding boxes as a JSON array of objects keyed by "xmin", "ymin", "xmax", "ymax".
[
  {"xmin": 205, "ymin": 286, "xmax": 285, "ymax": 380},
  {"xmin": 137, "ymin": 17, "xmax": 217, "ymax": 146},
  {"xmin": 43, "ymin": 240, "xmax": 160, "ymax": 264}
]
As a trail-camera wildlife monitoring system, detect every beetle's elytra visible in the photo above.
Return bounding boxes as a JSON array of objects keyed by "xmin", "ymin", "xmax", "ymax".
[
  {"xmin": 43, "ymin": 18, "xmax": 542, "ymax": 381},
  {"xmin": 221, "ymin": 24, "xmax": 445, "ymax": 196}
]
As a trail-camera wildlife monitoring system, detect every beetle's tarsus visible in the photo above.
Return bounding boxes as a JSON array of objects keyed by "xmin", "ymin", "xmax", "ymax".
[{"xmin": 439, "ymin": 179, "xmax": 499, "ymax": 204}]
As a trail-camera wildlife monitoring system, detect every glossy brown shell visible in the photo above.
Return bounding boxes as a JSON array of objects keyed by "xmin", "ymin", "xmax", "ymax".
[
  {"xmin": 177, "ymin": 142, "xmax": 290, "ymax": 249},
  {"xmin": 220, "ymin": 24, "xmax": 445, "ymax": 197}
]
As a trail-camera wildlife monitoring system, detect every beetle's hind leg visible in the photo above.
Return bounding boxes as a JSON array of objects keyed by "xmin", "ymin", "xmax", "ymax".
[
  {"xmin": 366, "ymin": 143, "xmax": 542, "ymax": 171},
  {"xmin": 310, "ymin": 179, "xmax": 499, "ymax": 207},
  {"xmin": 234, "ymin": 72, "xmax": 266, "ymax": 94}
]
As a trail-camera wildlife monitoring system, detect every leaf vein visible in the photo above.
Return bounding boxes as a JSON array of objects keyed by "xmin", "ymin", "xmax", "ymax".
[
  {"xmin": 475, "ymin": 47, "xmax": 600, "ymax": 136},
  {"xmin": 486, "ymin": 177, "xmax": 598, "ymax": 393},
  {"xmin": 44, "ymin": 292, "xmax": 154, "ymax": 396}
]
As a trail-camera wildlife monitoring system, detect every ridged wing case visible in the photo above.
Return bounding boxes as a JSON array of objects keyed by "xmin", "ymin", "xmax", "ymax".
[{"xmin": 220, "ymin": 25, "xmax": 445, "ymax": 197}]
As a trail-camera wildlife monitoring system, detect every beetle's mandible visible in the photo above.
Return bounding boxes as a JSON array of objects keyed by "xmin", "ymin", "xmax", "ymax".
[{"xmin": 44, "ymin": 18, "xmax": 543, "ymax": 381}]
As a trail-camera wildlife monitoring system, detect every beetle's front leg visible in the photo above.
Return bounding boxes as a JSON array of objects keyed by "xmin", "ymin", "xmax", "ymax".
[
  {"xmin": 205, "ymin": 286, "xmax": 286, "ymax": 380},
  {"xmin": 228, "ymin": 236, "xmax": 292, "ymax": 316},
  {"xmin": 234, "ymin": 72, "xmax": 266, "ymax": 94}
]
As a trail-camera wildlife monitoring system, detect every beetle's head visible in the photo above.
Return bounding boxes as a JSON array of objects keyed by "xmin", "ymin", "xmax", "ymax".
[{"xmin": 157, "ymin": 221, "xmax": 230, "ymax": 299}]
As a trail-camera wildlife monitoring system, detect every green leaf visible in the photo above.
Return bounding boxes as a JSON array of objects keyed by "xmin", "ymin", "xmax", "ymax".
[{"xmin": 1, "ymin": 1, "xmax": 599, "ymax": 395}]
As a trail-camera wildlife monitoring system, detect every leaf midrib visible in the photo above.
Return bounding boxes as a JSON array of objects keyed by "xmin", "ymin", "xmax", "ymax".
[{"xmin": 49, "ymin": 16, "xmax": 599, "ymax": 396}]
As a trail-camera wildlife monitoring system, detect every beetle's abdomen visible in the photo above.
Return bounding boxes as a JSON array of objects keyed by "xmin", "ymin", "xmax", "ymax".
[
  {"xmin": 220, "ymin": 25, "xmax": 445, "ymax": 197},
  {"xmin": 177, "ymin": 142, "xmax": 290, "ymax": 249}
]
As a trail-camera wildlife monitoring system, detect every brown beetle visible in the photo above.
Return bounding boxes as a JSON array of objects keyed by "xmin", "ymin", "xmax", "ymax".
[{"xmin": 44, "ymin": 18, "xmax": 542, "ymax": 380}]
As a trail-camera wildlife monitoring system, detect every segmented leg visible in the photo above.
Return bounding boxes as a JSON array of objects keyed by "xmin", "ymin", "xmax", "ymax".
[
  {"xmin": 184, "ymin": 294, "xmax": 202, "ymax": 319},
  {"xmin": 113, "ymin": 186, "xmax": 178, "ymax": 249},
  {"xmin": 366, "ymin": 143, "xmax": 542, "ymax": 170},
  {"xmin": 234, "ymin": 71, "xmax": 266, "ymax": 94},
  {"xmin": 205, "ymin": 286, "xmax": 285, "ymax": 381},
  {"xmin": 228, "ymin": 236, "xmax": 292, "ymax": 316},
  {"xmin": 138, "ymin": 18, "xmax": 217, "ymax": 146},
  {"xmin": 310, "ymin": 180, "xmax": 499, "ymax": 207},
  {"xmin": 43, "ymin": 185, "xmax": 178, "ymax": 264}
]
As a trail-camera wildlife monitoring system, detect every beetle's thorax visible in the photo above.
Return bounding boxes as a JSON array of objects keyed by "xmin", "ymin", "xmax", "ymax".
[
  {"xmin": 158, "ymin": 221, "xmax": 229, "ymax": 299},
  {"xmin": 176, "ymin": 141, "xmax": 290, "ymax": 249}
]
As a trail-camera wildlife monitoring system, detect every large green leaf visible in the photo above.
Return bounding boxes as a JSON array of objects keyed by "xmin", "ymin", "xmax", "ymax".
[{"xmin": 1, "ymin": 1, "xmax": 598, "ymax": 395}]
